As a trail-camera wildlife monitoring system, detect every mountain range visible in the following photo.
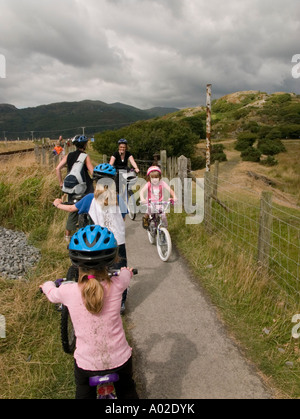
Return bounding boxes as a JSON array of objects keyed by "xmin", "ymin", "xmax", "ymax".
[{"xmin": 0, "ymin": 100, "xmax": 179, "ymax": 140}]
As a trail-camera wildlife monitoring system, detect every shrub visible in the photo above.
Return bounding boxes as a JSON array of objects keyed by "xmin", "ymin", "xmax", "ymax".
[
  {"xmin": 260, "ymin": 156, "xmax": 278, "ymax": 166},
  {"xmin": 235, "ymin": 132, "xmax": 257, "ymax": 151},
  {"xmin": 190, "ymin": 155, "xmax": 206, "ymax": 170},
  {"xmin": 211, "ymin": 144, "xmax": 227, "ymax": 163},
  {"xmin": 257, "ymin": 139, "xmax": 286, "ymax": 155},
  {"xmin": 241, "ymin": 147, "xmax": 261, "ymax": 162}
]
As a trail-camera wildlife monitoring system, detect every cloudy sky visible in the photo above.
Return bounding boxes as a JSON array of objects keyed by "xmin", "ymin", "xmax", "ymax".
[{"xmin": 0, "ymin": 0, "xmax": 299, "ymax": 110}]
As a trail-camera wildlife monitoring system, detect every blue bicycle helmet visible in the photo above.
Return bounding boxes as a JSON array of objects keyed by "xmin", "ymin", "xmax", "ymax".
[
  {"xmin": 72, "ymin": 135, "xmax": 88, "ymax": 147},
  {"xmin": 93, "ymin": 163, "xmax": 117, "ymax": 180},
  {"xmin": 69, "ymin": 225, "xmax": 118, "ymax": 268},
  {"xmin": 118, "ymin": 138, "xmax": 128, "ymax": 145}
]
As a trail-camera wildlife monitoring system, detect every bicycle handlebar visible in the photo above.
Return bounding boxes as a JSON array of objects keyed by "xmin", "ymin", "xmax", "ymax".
[{"xmin": 40, "ymin": 268, "xmax": 138, "ymax": 293}]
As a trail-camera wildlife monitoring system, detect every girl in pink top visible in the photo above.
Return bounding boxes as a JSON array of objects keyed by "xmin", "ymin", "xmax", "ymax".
[
  {"xmin": 140, "ymin": 165, "xmax": 176, "ymax": 229},
  {"xmin": 40, "ymin": 225, "xmax": 138, "ymax": 399}
]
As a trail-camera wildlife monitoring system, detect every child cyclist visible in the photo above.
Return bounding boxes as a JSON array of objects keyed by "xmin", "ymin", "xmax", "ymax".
[
  {"xmin": 40, "ymin": 225, "xmax": 139, "ymax": 399},
  {"xmin": 139, "ymin": 165, "xmax": 176, "ymax": 229},
  {"xmin": 53, "ymin": 163, "xmax": 129, "ymax": 313}
]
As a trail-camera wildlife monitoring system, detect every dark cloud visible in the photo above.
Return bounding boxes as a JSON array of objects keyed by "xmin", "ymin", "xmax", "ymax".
[{"xmin": 0, "ymin": 0, "xmax": 299, "ymax": 109}]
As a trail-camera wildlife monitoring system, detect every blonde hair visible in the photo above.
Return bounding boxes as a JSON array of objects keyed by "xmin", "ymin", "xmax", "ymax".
[
  {"xmin": 94, "ymin": 181, "xmax": 118, "ymax": 207},
  {"xmin": 78, "ymin": 267, "xmax": 112, "ymax": 314}
]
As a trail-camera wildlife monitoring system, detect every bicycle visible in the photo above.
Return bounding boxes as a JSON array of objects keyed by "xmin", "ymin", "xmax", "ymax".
[
  {"xmin": 145, "ymin": 199, "xmax": 173, "ymax": 262},
  {"xmin": 55, "ymin": 268, "xmax": 138, "ymax": 354},
  {"xmin": 118, "ymin": 168, "xmax": 138, "ymax": 220}
]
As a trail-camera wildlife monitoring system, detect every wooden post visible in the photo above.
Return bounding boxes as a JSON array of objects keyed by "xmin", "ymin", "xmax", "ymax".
[
  {"xmin": 257, "ymin": 191, "xmax": 273, "ymax": 268},
  {"xmin": 206, "ymin": 83, "xmax": 212, "ymax": 172},
  {"xmin": 41, "ymin": 146, "xmax": 46, "ymax": 165},
  {"xmin": 34, "ymin": 145, "xmax": 40, "ymax": 164},
  {"xmin": 204, "ymin": 171, "xmax": 212, "ymax": 233},
  {"xmin": 160, "ymin": 150, "xmax": 167, "ymax": 177},
  {"xmin": 178, "ymin": 155, "xmax": 188, "ymax": 203}
]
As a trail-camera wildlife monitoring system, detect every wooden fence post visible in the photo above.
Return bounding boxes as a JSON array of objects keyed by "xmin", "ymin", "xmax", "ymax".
[
  {"xmin": 204, "ymin": 171, "xmax": 212, "ymax": 233},
  {"xmin": 257, "ymin": 191, "xmax": 273, "ymax": 268},
  {"xmin": 160, "ymin": 150, "xmax": 167, "ymax": 177},
  {"xmin": 177, "ymin": 156, "xmax": 187, "ymax": 202},
  {"xmin": 34, "ymin": 145, "xmax": 40, "ymax": 164}
]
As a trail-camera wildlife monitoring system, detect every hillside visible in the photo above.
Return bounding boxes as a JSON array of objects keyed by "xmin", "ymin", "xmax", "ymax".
[
  {"xmin": 163, "ymin": 90, "xmax": 300, "ymax": 140},
  {"xmin": 0, "ymin": 100, "xmax": 179, "ymax": 140}
]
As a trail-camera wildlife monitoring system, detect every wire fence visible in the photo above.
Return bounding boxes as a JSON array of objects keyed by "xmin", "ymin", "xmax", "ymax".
[{"xmin": 204, "ymin": 168, "xmax": 300, "ymax": 307}]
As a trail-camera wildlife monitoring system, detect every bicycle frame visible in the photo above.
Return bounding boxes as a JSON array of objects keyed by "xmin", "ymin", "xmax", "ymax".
[{"xmin": 148, "ymin": 200, "xmax": 172, "ymax": 229}]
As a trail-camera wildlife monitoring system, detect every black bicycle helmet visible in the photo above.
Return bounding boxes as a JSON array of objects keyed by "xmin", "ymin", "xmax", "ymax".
[
  {"xmin": 72, "ymin": 135, "xmax": 88, "ymax": 148},
  {"xmin": 118, "ymin": 138, "xmax": 128, "ymax": 145},
  {"xmin": 69, "ymin": 225, "xmax": 118, "ymax": 269},
  {"xmin": 93, "ymin": 163, "xmax": 117, "ymax": 180}
]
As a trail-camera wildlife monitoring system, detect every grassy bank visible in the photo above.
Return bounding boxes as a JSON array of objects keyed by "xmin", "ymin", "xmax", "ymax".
[{"xmin": 0, "ymin": 154, "xmax": 75, "ymax": 398}]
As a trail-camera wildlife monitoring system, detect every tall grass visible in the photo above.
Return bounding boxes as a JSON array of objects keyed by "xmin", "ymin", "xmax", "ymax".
[{"xmin": 0, "ymin": 155, "xmax": 75, "ymax": 398}]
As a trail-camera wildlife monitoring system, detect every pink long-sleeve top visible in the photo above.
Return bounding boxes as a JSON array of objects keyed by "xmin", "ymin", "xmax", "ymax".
[{"xmin": 41, "ymin": 269, "xmax": 132, "ymax": 371}]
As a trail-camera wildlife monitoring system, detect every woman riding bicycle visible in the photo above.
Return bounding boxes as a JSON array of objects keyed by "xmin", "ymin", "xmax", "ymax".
[
  {"xmin": 109, "ymin": 139, "xmax": 139, "ymax": 193},
  {"xmin": 40, "ymin": 225, "xmax": 138, "ymax": 399}
]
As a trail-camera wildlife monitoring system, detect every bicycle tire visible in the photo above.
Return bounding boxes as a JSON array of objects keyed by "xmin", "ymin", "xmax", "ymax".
[
  {"xmin": 61, "ymin": 305, "xmax": 76, "ymax": 354},
  {"xmin": 147, "ymin": 221, "xmax": 156, "ymax": 244},
  {"xmin": 60, "ymin": 265, "xmax": 78, "ymax": 354},
  {"xmin": 66, "ymin": 265, "xmax": 79, "ymax": 282},
  {"xmin": 156, "ymin": 227, "xmax": 172, "ymax": 262},
  {"xmin": 127, "ymin": 190, "xmax": 136, "ymax": 220}
]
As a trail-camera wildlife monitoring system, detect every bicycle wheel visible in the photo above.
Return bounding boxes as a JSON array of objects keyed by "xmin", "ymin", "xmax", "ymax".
[
  {"xmin": 127, "ymin": 190, "xmax": 136, "ymax": 220},
  {"xmin": 60, "ymin": 265, "xmax": 78, "ymax": 354},
  {"xmin": 156, "ymin": 227, "xmax": 172, "ymax": 262},
  {"xmin": 61, "ymin": 305, "xmax": 76, "ymax": 354},
  {"xmin": 66, "ymin": 264, "xmax": 79, "ymax": 282},
  {"xmin": 147, "ymin": 221, "xmax": 156, "ymax": 245}
]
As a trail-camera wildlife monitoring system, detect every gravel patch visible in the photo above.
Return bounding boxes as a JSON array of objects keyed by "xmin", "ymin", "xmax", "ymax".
[{"xmin": 0, "ymin": 227, "xmax": 41, "ymax": 280}]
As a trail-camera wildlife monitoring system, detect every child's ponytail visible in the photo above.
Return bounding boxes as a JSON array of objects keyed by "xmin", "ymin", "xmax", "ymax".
[{"xmin": 78, "ymin": 268, "xmax": 111, "ymax": 314}]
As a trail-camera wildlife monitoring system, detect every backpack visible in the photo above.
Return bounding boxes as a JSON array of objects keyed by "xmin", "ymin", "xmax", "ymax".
[{"xmin": 62, "ymin": 153, "xmax": 87, "ymax": 196}]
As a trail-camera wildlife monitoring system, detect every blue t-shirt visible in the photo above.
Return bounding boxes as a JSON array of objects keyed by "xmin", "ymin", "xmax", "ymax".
[{"xmin": 75, "ymin": 193, "xmax": 128, "ymax": 218}]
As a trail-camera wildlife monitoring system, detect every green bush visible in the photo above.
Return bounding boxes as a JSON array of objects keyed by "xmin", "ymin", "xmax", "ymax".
[
  {"xmin": 211, "ymin": 144, "xmax": 227, "ymax": 163},
  {"xmin": 241, "ymin": 147, "xmax": 261, "ymax": 162},
  {"xmin": 235, "ymin": 132, "xmax": 257, "ymax": 151},
  {"xmin": 257, "ymin": 139, "xmax": 286, "ymax": 155},
  {"xmin": 260, "ymin": 156, "xmax": 278, "ymax": 166},
  {"xmin": 94, "ymin": 119, "xmax": 199, "ymax": 160},
  {"xmin": 190, "ymin": 155, "xmax": 206, "ymax": 170}
]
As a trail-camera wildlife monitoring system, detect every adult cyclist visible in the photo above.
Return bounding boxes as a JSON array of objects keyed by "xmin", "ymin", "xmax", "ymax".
[
  {"xmin": 109, "ymin": 139, "xmax": 139, "ymax": 194},
  {"xmin": 56, "ymin": 135, "xmax": 94, "ymax": 241}
]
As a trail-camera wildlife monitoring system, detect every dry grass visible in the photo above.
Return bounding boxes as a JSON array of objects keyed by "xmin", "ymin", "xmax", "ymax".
[{"xmin": 0, "ymin": 140, "xmax": 34, "ymax": 153}]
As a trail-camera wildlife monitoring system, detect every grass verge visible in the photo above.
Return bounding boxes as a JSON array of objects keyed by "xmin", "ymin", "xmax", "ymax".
[{"xmin": 168, "ymin": 210, "xmax": 300, "ymax": 399}]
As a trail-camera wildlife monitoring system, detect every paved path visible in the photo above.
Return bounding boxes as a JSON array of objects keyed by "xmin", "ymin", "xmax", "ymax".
[{"xmin": 125, "ymin": 215, "xmax": 274, "ymax": 399}]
